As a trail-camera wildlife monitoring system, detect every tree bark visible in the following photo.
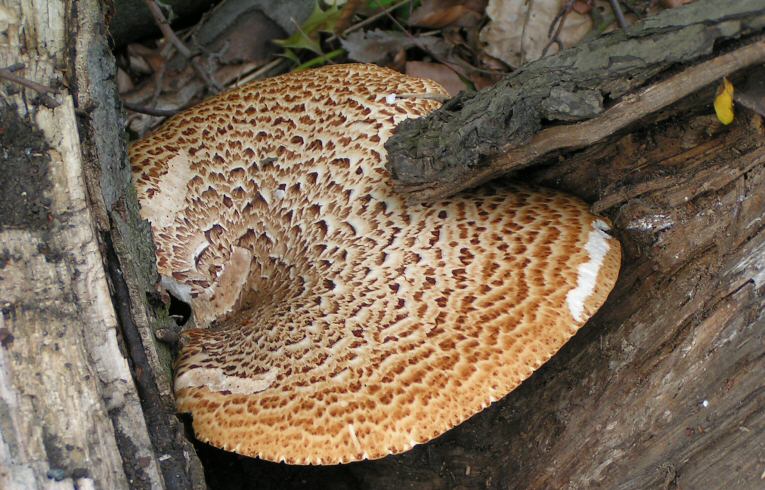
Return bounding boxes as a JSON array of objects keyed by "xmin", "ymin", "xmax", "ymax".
[
  {"xmin": 0, "ymin": 0, "xmax": 204, "ymax": 488},
  {"xmin": 384, "ymin": 0, "xmax": 765, "ymax": 202},
  {"xmin": 3, "ymin": 1, "xmax": 763, "ymax": 489}
]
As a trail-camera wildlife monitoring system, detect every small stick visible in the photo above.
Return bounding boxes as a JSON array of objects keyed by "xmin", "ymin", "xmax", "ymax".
[
  {"xmin": 378, "ymin": 2, "xmax": 464, "ymax": 80},
  {"xmin": 327, "ymin": 0, "xmax": 413, "ymax": 42},
  {"xmin": 123, "ymin": 100, "xmax": 181, "ymax": 117},
  {"xmin": 609, "ymin": 0, "xmax": 629, "ymax": 30},
  {"xmin": 233, "ymin": 58, "xmax": 286, "ymax": 88},
  {"xmin": 142, "ymin": 0, "xmax": 222, "ymax": 93},
  {"xmin": 396, "ymin": 38, "xmax": 765, "ymax": 201},
  {"xmin": 394, "ymin": 93, "xmax": 451, "ymax": 102},
  {"xmin": 335, "ymin": 0, "xmax": 364, "ymax": 34},
  {"xmin": 0, "ymin": 66, "xmax": 60, "ymax": 107},
  {"xmin": 542, "ymin": 0, "xmax": 576, "ymax": 57}
]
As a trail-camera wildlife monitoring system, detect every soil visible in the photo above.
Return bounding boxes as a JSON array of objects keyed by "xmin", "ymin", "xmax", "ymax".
[{"xmin": 0, "ymin": 104, "xmax": 52, "ymax": 230}]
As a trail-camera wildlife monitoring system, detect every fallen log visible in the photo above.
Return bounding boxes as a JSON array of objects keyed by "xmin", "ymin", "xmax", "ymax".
[{"xmin": 385, "ymin": 0, "xmax": 765, "ymax": 202}]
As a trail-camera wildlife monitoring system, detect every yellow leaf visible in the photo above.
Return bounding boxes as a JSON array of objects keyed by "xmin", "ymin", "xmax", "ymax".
[{"xmin": 714, "ymin": 78, "xmax": 735, "ymax": 125}]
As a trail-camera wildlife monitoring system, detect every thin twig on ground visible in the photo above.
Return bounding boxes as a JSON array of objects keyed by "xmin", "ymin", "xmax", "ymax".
[
  {"xmin": 142, "ymin": 0, "xmax": 222, "ymax": 93},
  {"xmin": 336, "ymin": 0, "xmax": 365, "ymax": 34},
  {"xmin": 542, "ymin": 0, "xmax": 576, "ymax": 57},
  {"xmin": 609, "ymin": 0, "xmax": 629, "ymax": 30},
  {"xmin": 123, "ymin": 100, "xmax": 181, "ymax": 117},
  {"xmin": 379, "ymin": 2, "xmax": 465, "ymax": 79},
  {"xmin": 0, "ymin": 66, "xmax": 60, "ymax": 107},
  {"xmin": 327, "ymin": 0, "xmax": 413, "ymax": 43},
  {"xmin": 233, "ymin": 59, "xmax": 286, "ymax": 88}
]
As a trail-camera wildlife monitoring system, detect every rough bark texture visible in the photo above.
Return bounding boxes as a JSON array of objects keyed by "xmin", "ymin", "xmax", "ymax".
[
  {"xmin": 4, "ymin": 1, "xmax": 761, "ymax": 488},
  {"xmin": 196, "ymin": 83, "xmax": 765, "ymax": 490},
  {"xmin": 0, "ymin": 0, "xmax": 204, "ymax": 488},
  {"xmin": 385, "ymin": 0, "xmax": 765, "ymax": 200}
]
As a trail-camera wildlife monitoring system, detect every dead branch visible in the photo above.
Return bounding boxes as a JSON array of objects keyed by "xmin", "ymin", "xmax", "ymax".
[
  {"xmin": 142, "ymin": 0, "xmax": 222, "ymax": 93},
  {"xmin": 123, "ymin": 100, "xmax": 181, "ymax": 117},
  {"xmin": 0, "ymin": 65, "xmax": 59, "ymax": 107},
  {"xmin": 385, "ymin": 0, "xmax": 765, "ymax": 202},
  {"xmin": 435, "ymin": 37, "xmax": 765, "ymax": 203}
]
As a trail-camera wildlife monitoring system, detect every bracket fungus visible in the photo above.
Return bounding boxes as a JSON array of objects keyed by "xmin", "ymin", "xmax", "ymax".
[{"xmin": 129, "ymin": 64, "xmax": 621, "ymax": 465}]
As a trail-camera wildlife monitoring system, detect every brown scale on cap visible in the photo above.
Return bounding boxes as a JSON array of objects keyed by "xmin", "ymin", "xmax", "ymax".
[{"xmin": 130, "ymin": 64, "xmax": 621, "ymax": 465}]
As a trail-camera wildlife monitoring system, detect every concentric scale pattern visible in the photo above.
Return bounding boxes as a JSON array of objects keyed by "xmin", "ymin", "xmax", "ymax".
[{"xmin": 130, "ymin": 64, "xmax": 621, "ymax": 464}]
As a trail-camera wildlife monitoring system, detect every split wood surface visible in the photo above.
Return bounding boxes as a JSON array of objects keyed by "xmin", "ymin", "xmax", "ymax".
[{"xmin": 0, "ymin": 0, "xmax": 204, "ymax": 488}]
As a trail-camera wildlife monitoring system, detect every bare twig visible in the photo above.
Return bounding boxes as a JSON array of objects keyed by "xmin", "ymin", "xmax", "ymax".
[
  {"xmin": 327, "ymin": 0, "xmax": 413, "ymax": 43},
  {"xmin": 0, "ymin": 66, "xmax": 60, "ymax": 107},
  {"xmin": 378, "ymin": 1, "xmax": 464, "ymax": 79},
  {"xmin": 542, "ymin": 0, "xmax": 576, "ymax": 58},
  {"xmin": 544, "ymin": 0, "xmax": 630, "ymax": 58},
  {"xmin": 149, "ymin": 62, "xmax": 167, "ymax": 106},
  {"xmin": 519, "ymin": 0, "xmax": 536, "ymax": 66},
  {"xmin": 335, "ymin": 0, "xmax": 364, "ymax": 34},
  {"xmin": 142, "ymin": 0, "xmax": 222, "ymax": 93},
  {"xmin": 123, "ymin": 100, "xmax": 181, "ymax": 117},
  {"xmin": 620, "ymin": 0, "xmax": 641, "ymax": 18},
  {"xmin": 396, "ymin": 93, "xmax": 451, "ymax": 102},
  {"xmin": 233, "ymin": 59, "xmax": 286, "ymax": 88},
  {"xmin": 609, "ymin": 0, "xmax": 629, "ymax": 30},
  {"xmin": 397, "ymin": 38, "xmax": 765, "ymax": 202}
]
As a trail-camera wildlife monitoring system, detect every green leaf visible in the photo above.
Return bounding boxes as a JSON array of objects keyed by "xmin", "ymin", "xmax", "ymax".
[
  {"xmin": 293, "ymin": 48, "xmax": 346, "ymax": 72},
  {"xmin": 279, "ymin": 48, "xmax": 302, "ymax": 65},
  {"xmin": 273, "ymin": 2, "xmax": 343, "ymax": 55}
]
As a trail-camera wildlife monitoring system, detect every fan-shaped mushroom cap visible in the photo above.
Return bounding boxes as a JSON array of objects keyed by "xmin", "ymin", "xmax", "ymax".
[{"xmin": 130, "ymin": 64, "xmax": 621, "ymax": 465}]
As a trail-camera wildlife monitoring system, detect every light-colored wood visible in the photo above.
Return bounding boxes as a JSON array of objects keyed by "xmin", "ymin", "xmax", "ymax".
[{"xmin": 0, "ymin": 1, "xmax": 164, "ymax": 488}]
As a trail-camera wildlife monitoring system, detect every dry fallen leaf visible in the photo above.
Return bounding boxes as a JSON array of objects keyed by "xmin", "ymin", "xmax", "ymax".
[
  {"xmin": 341, "ymin": 29, "xmax": 448, "ymax": 64},
  {"xmin": 714, "ymin": 78, "xmax": 735, "ymax": 125},
  {"xmin": 405, "ymin": 61, "xmax": 467, "ymax": 96},
  {"xmin": 480, "ymin": 0, "xmax": 592, "ymax": 68},
  {"xmin": 409, "ymin": 0, "xmax": 487, "ymax": 28},
  {"xmin": 572, "ymin": 0, "xmax": 592, "ymax": 14},
  {"xmin": 116, "ymin": 68, "xmax": 135, "ymax": 94}
]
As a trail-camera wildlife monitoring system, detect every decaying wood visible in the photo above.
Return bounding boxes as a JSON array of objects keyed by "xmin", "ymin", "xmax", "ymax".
[
  {"xmin": 4, "ymin": 1, "xmax": 761, "ymax": 488},
  {"xmin": 400, "ymin": 38, "xmax": 765, "ymax": 202},
  {"xmin": 197, "ymin": 90, "xmax": 765, "ymax": 490},
  {"xmin": 0, "ymin": 0, "xmax": 204, "ymax": 488},
  {"xmin": 385, "ymin": 0, "xmax": 765, "ymax": 201}
]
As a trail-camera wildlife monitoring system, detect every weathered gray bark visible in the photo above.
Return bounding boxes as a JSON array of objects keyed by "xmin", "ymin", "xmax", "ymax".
[
  {"xmin": 0, "ymin": 0, "xmax": 204, "ymax": 488},
  {"xmin": 5, "ymin": 1, "xmax": 760, "ymax": 489},
  {"xmin": 385, "ymin": 0, "xmax": 765, "ymax": 201}
]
